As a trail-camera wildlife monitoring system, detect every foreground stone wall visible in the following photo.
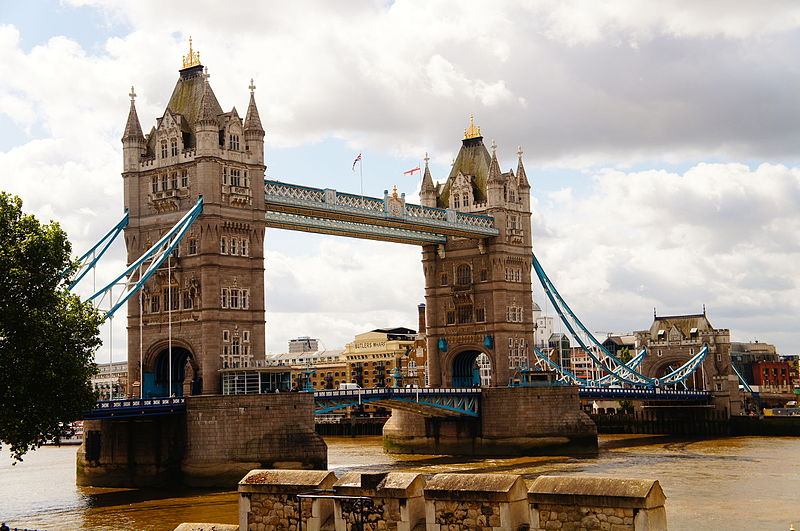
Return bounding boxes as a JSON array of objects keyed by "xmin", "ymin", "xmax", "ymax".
[
  {"xmin": 384, "ymin": 386, "xmax": 597, "ymax": 456},
  {"xmin": 238, "ymin": 470, "xmax": 668, "ymax": 531}
]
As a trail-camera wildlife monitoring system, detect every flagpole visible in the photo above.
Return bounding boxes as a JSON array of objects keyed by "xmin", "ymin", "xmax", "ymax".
[{"xmin": 360, "ymin": 156, "xmax": 364, "ymax": 197}]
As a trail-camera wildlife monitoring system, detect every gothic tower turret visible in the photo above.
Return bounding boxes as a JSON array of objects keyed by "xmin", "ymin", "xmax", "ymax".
[
  {"xmin": 244, "ymin": 79, "xmax": 265, "ymax": 166},
  {"xmin": 419, "ymin": 152, "xmax": 437, "ymax": 208},
  {"xmin": 122, "ymin": 87, "xmax": 146, "ymax": 173}
]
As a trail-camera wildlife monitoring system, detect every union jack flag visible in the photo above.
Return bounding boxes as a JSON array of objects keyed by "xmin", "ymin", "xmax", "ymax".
[{"xmin": 352, "ymin": 153, "xmax": 362, "ymax": 171}]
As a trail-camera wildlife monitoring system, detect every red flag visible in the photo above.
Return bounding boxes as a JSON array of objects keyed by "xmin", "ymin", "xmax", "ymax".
[
  {"xmin": 352, "ymin": 153, "xmax": 362, "ymax": 171},
  {"xmin": 404, "ymin": 167, "xmax": 421, "ymax": 175}
]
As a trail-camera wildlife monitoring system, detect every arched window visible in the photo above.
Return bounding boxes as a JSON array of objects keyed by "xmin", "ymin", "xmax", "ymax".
[
  {"xmin": 453, "ymin": 194, "xmax": 460, "ymax": 208},
  {"xmin": 160, "ymin": 140, "xmax": 168, "ymax": 159},
  {"xmin": 456, "ymin": 263, "xmax": 472, "ymax": 285},
  {"xmin": 463, "ymin": 193, "xmax": 469, "ymax": 207},
  {"xmin": 170, "ymin": 138, "xmax": 178, "ymax": 157}
]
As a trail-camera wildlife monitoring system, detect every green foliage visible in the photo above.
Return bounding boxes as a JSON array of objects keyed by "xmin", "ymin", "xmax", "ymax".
[
  {"xmin": 0, "ymin": 192, "xmax": 103, "ymax": 461},
  {"xmin": 617, "ymin": 346, "xmax": 632, "ymax": 363}
]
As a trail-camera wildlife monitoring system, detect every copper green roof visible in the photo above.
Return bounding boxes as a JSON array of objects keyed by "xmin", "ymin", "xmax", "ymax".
[
  {"xmin": 439, "ymin": 136, "xmax": 491, "ymax": 207},
  {"xmin": 166, "ymin": 65, "xmax": 223, "ymax": 128}
]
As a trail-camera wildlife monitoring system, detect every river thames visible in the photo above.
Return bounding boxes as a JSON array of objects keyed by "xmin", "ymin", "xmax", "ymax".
[{"xmin": 1, "ymin": 434, "xmax": 798, "ymax": 530}]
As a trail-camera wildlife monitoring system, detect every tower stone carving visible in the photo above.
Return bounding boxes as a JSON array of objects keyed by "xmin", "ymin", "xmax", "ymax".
[
  {"xmin": 421, "ymin": 118, "xmax": 534, "ymax": 387},
  {"xmin": 122, "ymin": 46, "xmax": 266, "ymax": 396}
]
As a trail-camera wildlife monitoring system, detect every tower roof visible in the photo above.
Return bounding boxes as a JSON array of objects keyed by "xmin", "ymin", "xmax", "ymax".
[
  {"xmin": 167, "ymin": 65, "xmax": 223, "ymax": 128},
  {"xmin": 122, "ymin": 86, "xmax": 145, "ymax": 142},
  {"xmin": 244, "ymin": 79, "xmax": 265, "ymax": 133},
  {"xmin": 420, "ymin": 152, "xmax": 435, "ymax": 193},
  {"xmin": 516, "ymin": 146, "xmax": 530, "ymax": 189},
  {"xmin": 439, "ymin": 118, "xmax": 492, "ymax": 206}
]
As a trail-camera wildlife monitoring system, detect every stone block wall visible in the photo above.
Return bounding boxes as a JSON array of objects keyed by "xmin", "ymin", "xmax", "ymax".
[
  {"xmin": 237, "ymin": 471, "xmax": 669, "ymax": 531},
  {"xmin": 184, "ymin": 393, "xmax": 327, "ymax": 487}
]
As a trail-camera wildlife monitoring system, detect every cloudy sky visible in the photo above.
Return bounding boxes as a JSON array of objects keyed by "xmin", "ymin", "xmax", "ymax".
[{"xmin": 1, "ymin": 0, "xmax": 799, "ymax": 361}]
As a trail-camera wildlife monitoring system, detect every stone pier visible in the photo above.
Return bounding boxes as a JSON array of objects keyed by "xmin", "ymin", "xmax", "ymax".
[
  {"xmin": 383, "ymin": 386, "xmax": 598, "ymax": 456},
  {"xmin": 77, "ymin": 393, "xmax": 326, "ymax": 488}
]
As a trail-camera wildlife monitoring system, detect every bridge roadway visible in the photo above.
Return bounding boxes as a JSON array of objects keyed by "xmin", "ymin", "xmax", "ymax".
[{"xmin": 83, "ymin": 387, "xmax": 711, "ymax": 419}]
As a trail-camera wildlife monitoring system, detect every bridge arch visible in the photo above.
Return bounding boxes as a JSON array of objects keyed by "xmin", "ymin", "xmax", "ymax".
[
  {"xmin": 442, "ymin": 344, "xmax": 493, "ymax": 387},
  {"xmin": 647, "ymin": 355, "xmax": 704, "ymax": 389},
  {"xmin": 142, "ymin": 339, "xmax": 200, "ymax": 398}
]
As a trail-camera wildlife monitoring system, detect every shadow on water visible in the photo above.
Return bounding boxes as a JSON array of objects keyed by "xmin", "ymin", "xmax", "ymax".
[{"xmin": 78, "ymin": 486, "xmax": 235, "ymax": 510}]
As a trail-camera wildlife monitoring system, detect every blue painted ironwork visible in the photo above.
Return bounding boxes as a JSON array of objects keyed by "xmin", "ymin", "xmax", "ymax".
[
  {"xmin": 84, "ymin": 397, "xmax": 186, "ymax": 419},
  {"xmin": 64, "ymin": 210, "xmax": 129, "ymax": 290},
  {"xmin": 533, "ymin": 254, "xmax": 654, "ymax": 386},
  {"xmin": 87, "ymin": 196, "xmax": 203, "ymax": 318},
  {"xmin": 579, "ymin": 387, "xmax": 711, "ymax": 401},
  {"xmin": 264, "ymin": 180, "xmax": 498, "ymax": 242},
  {"xmin": 313, "ymin": 387, "xmax": 481, "ymax": 417},
  {"xmin": 533, "ymin": 254, "xmax": 707, "ymax": 388},
  {"xmin": 731, "ymin": 362, "xmax": 754, "ymax": 394},
  {"xmin": 265, "ymin": 211, "xmax": 447, "ymax": 245}
]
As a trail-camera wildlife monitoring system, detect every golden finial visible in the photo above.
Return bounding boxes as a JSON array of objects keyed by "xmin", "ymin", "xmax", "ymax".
[
  {"xmin": 463, "ymin": 114, "xmax": 482, "ymax": 139},
  {"xmin": 392, "ymin": 185, "xmax": 398, "ymax": 198},
  {"xmin": 182, "ymin": 36, "xmax": 201, "ymax": 68}
]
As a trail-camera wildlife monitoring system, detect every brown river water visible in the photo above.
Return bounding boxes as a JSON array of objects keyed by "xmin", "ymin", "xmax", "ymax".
[{"xmin": 1, "ymin": 435, "xmax": 798, "ymax": 530}]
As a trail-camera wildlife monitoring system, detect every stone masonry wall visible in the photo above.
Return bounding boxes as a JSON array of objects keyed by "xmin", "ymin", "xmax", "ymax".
[
  {"xmin": 430, "ymin": 499, "xmax": 503, "ymax": 528},
  {"xmin": 534, "ymin": 504, "xmax": 635, "ymax": 530},
  {"xmin": 246, "ymin": 492, "xmax": 310, "ymax": 530},
  {"xmin": 183, "ymin": 393, "xmax": 327, "ymax": 487}
]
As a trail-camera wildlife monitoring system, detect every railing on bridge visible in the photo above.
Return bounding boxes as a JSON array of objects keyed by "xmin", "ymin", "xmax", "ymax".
[
  {"xmin": 578, "ymin": 387, "xmax": 711, "ymax": 401},
  {"xmin": 84, "ymin": 397, "xmax": 186, "ymax": 419},
  {"xmin": 264, "ymin": 180, "xmax": 499, "ymax": 243},
  {"xmin": 314, "ymin": 387, "xmax": 482, "ymax": 417}
]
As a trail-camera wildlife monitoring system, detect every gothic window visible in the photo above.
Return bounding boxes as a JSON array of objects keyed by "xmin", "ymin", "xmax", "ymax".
[
  {"xmin": 453, "ymin": 194, "xmax": 460, "ymax": 208},
  {"xmin": 223, "ymin": 329, "xmax": 230, "ymax": 342},
  {"xmin": 231, "ymin": 169, "xmax": 241, "ymax": 187},
  {"xmin": 229, "ymin": 134, "xmax": 240, "ymax": 151},
  {"xmin": 162, "ymin": 287, "xmax": 179, "ymax": 311},
  {"xmin": 507, "ymin": 306, "xmax": 523, "ymax": 322},
  {"xmin": 182, "ymin": 290, "xmax": 193, "ymax": 310},
  {"xmin": 151, "ymin": 177, "xmax": 158, "ymax": 193},
  {"xmin": 507, "ymin": 215, "xmax": 520, "ymax": 230},
  {"xmin": 170, "ymin": 138, "xmax": 178, "ymax": 157},
  {"xmin": 230, "ymin": 289, "xmax": 239, "ymax": 309},
  {"xmin": 475, "ymin": 307, "xmax": 486, "ymax": 323},
  {"xmin": 230, "ymin": 238, "xmax": 238, "ymax": 255},
  {"xmin": 463, "ymin": 193, "xmax": 469, "ymax": 207},
  {"xmin": 181, "ymin": 170, "xmax": 189, "ymax": 188},
  {"xmin": 160, "ymin": 174, "xmax": 168, "ymax": 191},
  {"xmin": 241, "ymin": 238, "xmax": 249, "ymax": 256},
  {"xmin": 441, "ymin": 273, "xmax": 448, "ymax": 285},
  {"xmin": 170, "ymin": 172, "xmax": 178, "ymax": 189},
  {"xmin": 160, "ymin": 140, "xmax": 168, "ymax": 159},
  {"xmin": 446, "ymin": 311, "xmax": 456, "ymax": 325},
  {"xmin": 508, "ymin": 337, "xmax": 528, "ymax": 369},
  {"xmin": 505, "ymin": 268, "xmax": 522, "ymax": 282},
  {"xmin": 188, "ymin": 238, "xmax": 198, "ymax": 255},
  {"xmin": 220, "ymin": 237, "xmax": 227, "ymax": 254},
  {"xmin": 456, "ymin": 264, "xmax": 472, "ymax": 285},
  {"xmin": 480, "ymin": 269, "xmax": 489, "ymax": 282},
  {"xmin": 457, "ymin": 305, "xmax": 473, "ymax": 324},
  {"xmin": 232, "ymin": 337, "xmax": 241, "ymax": 356},
  {"xmin": 243, "ymin": 330, "xmax": 250, "ymax": 342},
  {"xmin": 508, "ymin": 189, "xmax": 516, "ymax": 202},
  {"xmin": 221, "ymin": 288, "xmax": 228, "ymax": 308},
  {"xmin": 150, "ymin": 295, "xmax": 160, "ymax": 313},
  {"xmin": 244, "ymin": 171, "xmax": 249, "ymax": 188},
  {"xmin": 241, "ymin": 289, "xmax": 249, "ymax": 309},
  {"xmin": 223, "ymin": 166, "xmax": 228, "ymax": 185}
]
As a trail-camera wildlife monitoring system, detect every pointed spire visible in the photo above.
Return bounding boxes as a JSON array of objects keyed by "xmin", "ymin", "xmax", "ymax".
[
  {"xmin": 244, "ymin": 78, "xmax": 265, "ymax": 133},
  {"xmin": 196, "ymin": 74, "xmax": 218, "ymax": 126},
  {"xmin": 420, "ymin": 152, "xmax": 435, "ymax": 193},
  {"xmin": 487, "ymin": 140, "xmax": 504, "ymax": 183},
  {"xmin": 516, "ymin": 145, "xmax": 530, "ymax": 189},
  {"xmin": 122, "ymin": 86, "xmax": 144, "ymax": 141}
]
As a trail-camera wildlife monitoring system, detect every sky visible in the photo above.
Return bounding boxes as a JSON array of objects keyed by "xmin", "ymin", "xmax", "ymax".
[{"xmin": 1, "ymin": 0, "xmax": 799, "ymax": 362}]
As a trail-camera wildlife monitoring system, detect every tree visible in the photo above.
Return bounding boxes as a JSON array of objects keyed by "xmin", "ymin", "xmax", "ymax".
[{"xmin": 0, "ymin": 193, "xmax": 103, "ymax": 461}]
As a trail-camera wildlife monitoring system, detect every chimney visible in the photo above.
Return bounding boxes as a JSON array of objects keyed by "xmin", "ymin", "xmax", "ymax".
[{"xmin": 417, "ymin": 303, "xmax": 427, "ymax": 335}]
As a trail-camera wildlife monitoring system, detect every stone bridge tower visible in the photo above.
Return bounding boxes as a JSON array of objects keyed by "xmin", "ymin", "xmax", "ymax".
[
  {"xmin": 121, "ymin": 42, "xmax": 266, "ymax": 396},
  {"xmin": 421, "ymin": 117, "xmax": 534, "ymax": 387}
]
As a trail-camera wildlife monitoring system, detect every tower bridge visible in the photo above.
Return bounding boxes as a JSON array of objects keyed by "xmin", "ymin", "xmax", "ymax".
[{"xmin": 74, "ymin": 45, "xmax": 739, "ymax": 487}]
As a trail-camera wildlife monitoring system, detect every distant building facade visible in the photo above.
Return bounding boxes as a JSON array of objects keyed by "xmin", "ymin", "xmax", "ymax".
[
  {"xmin": 288, "ymin": 336, "xmax": 319, "ymax": 353},
  {"xmin": 92, "ymin": 361, "xmax": 128, "ymax": 400}
]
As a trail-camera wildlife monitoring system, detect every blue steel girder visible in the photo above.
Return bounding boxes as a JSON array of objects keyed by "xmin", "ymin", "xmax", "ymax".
[
  {"xmin": 264, "ymin": 180, "xmax": 498, "ymax": 241},
  {"xmin": 265, "ymin": 211, "xmax": 447, "ymax": 246},
  {"xmin": 314, "ymin": 388, "xmax": 481, "ymax": 417}
]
